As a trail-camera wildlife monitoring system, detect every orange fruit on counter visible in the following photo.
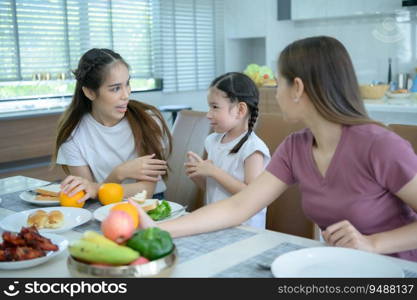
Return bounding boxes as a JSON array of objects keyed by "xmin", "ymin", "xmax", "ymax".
[
  {"xmin": 111, "ymin": 202, "xmax": 140, "ymax": 228},
  {"xmin": 60, "ymin": 190, "xmax": 85, "ymax": 208},
  {"xmin": 98, "ymin": 183, "xmax": 124, "ymax": 205}
]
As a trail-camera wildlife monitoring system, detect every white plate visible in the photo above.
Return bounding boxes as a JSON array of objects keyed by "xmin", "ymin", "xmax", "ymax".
[
  {"xmin": 0, "ymin": 207, "xmax": 92, "ymax": 234},
  {"xmin": 0, "ymin": 233, "xmax": 68, "ymax": 270},
  {"xmin": 386, "ymin": 91, "xmax": 411, "ymax": 99},
  {"xmin": 271, "ymin": 247, "xmax": 404, "ymax": 278},
  {"xmin": 19, "ymin": 191, "xmax": 60, "ymax": 206},
  {"xmin": 93, "ymin": 200, "xmax": 185, "ymax": 223}
]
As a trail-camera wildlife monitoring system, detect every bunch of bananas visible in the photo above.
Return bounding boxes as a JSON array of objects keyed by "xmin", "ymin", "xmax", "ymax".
[{"xmin": 69, "ymin": 231, "xmax": 139, "ymax": 265}]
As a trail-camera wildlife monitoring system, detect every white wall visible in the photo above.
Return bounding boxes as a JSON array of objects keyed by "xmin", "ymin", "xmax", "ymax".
[
  {"xmin": 224, "ymin": 0, "xmax": 417, "ymax": 85},
  {"xmin": 133, "ymin": 0, "xmax": 416, "ymax": 119}
]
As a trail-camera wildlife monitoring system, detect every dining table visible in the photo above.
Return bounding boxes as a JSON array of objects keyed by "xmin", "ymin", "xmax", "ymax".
[{"xmin": 1, "ymin": 175, "xmax": 417, "ymax": 278}]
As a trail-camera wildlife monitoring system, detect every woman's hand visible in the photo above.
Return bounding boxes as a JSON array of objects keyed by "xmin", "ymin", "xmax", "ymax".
[
  {"xmin": 118, "ymin": 154, "xmax": 167, "ymax": 182},
  {"xmin": 322, "ymin": 220, "xmax": 377, "ymax": 253},
  {"xmin": 128, "ymin": 198, "xmax": 157, "ymax": 229},
  {"xmin": 60, "ymin": 175, "xmax": 99, "ymax": 203}
]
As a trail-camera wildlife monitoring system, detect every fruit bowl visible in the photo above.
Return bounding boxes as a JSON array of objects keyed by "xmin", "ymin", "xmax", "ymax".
[
  {"xmin": 67, "ymin": 246, "xmax": 177, "ymax": 278},
  {"xmin": 359, "ymin": 84, "xmax": 389, "ymax": 99}
]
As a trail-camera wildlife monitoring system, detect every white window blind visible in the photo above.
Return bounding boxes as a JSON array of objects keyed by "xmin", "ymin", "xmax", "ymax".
[
  {"xmin": 0, "ymin": 0, "xmax": 156, "ymax": 81},
  {"xmin": 0, "ymin": 0, "xmax": 224, "ymax": 93},
  {"xmin": 158, "ymin": 0, "xmax": 224, "ymax": 92},
  {"xmin": 0, "ymin": 0, "xmax": 19, "ymax": 81}
]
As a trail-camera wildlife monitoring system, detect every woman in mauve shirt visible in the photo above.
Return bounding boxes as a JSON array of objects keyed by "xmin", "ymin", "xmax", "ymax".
[{"xmin": 139, "ymin": 36, "xmax": 417, "ymax": 261}]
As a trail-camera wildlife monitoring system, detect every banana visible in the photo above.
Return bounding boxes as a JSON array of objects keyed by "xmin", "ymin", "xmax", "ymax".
[
  {"xmin": 82, "ymin": 231, "xmax": 118, "ymax": 247},
  {"xmin": 69, "ymin": 239, "xmax": 139, "ymax": 265}
]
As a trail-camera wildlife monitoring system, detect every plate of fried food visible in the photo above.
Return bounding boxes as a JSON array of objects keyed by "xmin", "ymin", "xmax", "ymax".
[
  {"xmin": 0, "ymin": 207, "xmax": 92, "ymax": 234},
  {"xmin": 0, "ymin": 226, "xmax": 68, "ymax": 270},
  {"xmin": 20, "ymin": 184, "xmax": 61, "ymax": 206}
]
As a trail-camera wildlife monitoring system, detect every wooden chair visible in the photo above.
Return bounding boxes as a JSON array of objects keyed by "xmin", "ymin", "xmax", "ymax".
[
  {"xmin": 165, "ymin": 110, "xmax": 211, "ymax": 211},
  {"xmin": 388, "ymin": 124, "xmax": 417, "ymax": 154},
  {"xmin": 255, "ymin": 113, "xmax": 315, "ymax": 239}
]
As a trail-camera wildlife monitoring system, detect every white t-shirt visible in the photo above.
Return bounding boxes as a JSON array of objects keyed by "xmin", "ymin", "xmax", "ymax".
[
  {"xmin": 204, "ymin": 131, "xmax": 271, "ymax": 229},
  {"xmin": 56, "ymin": 113, "xmax": 166, "ymax": 194}
]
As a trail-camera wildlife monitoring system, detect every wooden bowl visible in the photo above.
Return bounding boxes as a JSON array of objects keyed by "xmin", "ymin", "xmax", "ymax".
[{"xmin": 359, "ymin": 84, "xmax": 389, "ymax": 99}]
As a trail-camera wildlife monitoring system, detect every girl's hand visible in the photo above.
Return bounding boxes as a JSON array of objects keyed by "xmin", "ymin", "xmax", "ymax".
[
  {"xmin": 185, "ymin": 159, "xmax": 217, "ymax": 178},
  {"xmin": 60, "ymin": 175, "xmax": 99, "ymax": 203},
  {"xmin": 128, "ymin": 198, "xmax": 157, "ymax": 229},
  {"xmin": 187, "ymin": 151, "xmax": 203, "ymax": 163},
  {"xmin": 322, "ymin": 220, "xmax": 377, "ymax": 253},
  {"xmin": 118, "ymin": 154, "xmax": 167, "ymax": 182}
]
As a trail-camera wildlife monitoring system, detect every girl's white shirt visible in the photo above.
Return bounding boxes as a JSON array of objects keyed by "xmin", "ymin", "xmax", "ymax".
[
  {"xmin": 204, "ymin": 131, "xmax": 271, "ymax": 229},
  {"xmin": 56, "ymin": 113, "xmax": 166, "ymax": 194}
]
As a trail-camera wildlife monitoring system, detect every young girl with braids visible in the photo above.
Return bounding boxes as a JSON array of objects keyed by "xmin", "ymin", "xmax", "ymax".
[
  {"xmin": 53, "ymin": 48, "xmax": 172, "ymax": 203},
  {"xmin": 185, "ymin": 72, "xmax": 270, "ymax": 228}
]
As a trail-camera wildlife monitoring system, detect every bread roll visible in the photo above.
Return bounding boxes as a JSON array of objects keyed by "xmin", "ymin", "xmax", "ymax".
[
  {"xmin": 46, "ymin": 210, "xmax": 64, "ymax": 229},
  {"xmin": 27, "ymin": 210, "xmax": 48, "ymax": 228}
]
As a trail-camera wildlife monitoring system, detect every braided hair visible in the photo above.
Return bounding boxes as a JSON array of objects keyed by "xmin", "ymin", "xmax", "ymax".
[{"xmin": 210, "ymin": 72, "xmax": 259, "ymax": 154}]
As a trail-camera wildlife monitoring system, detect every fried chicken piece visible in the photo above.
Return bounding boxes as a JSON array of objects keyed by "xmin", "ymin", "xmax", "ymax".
[
  {"xmin": 19, "ymin": 226, "xmax": 58, "ymax": 251},
  {"xmin": 0, "ymin": 227, "xmax": 59, "ymax": 262},
  {"xmin": 5, "ymin": 246, "xmax": 45, "ymax": 261},
  {"xmin": 2, "ymin": 232, "xmax": 26, "ymax": 247}
]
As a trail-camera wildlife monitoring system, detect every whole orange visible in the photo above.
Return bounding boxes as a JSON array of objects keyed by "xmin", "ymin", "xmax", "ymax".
[
  {"xmin": 98, "ymin": 183, "xmax": 124, "ymax": 205},
  {"xmin": 111, "ymin": 202, "xmax": 140, "ymax": 228},
  {"xmin": 60, "ymin": 191, "xmax": 85, "ymax": 208}
]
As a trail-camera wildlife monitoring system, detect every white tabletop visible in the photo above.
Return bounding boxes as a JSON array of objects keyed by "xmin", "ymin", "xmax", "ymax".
[
  {"xmin": 1, "ymin": 176, "xmax": 417, "ymax": 278},
  {"xmin": 1, "ymin": 205, "xmax": 417, "ymax": 278}
]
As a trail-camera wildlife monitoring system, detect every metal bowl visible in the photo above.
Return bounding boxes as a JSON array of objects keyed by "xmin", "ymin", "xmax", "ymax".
[{"xmin": 67, "ymin": 246, "xmax": 177, "ymax": 278}]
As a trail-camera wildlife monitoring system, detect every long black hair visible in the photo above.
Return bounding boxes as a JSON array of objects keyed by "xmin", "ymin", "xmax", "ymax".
[
  {"xmin": 53, "ymin": 48, "xmax": 172, "ymax": 173},
  {"xmin": 210, "ymin": 72, "xmax": 259, "ymax": 154}
]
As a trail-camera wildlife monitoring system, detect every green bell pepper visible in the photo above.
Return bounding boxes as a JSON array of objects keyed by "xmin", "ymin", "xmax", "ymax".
[
  {"xmin": 147, "ymin": 200, "xmax": 171, "ymax": 221},
  {"xmin": 126, "ymin": 227, "xmax": 174, "ymax": 261}
]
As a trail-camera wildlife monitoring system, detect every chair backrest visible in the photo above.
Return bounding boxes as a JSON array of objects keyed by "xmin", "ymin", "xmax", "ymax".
[
  {"xmin": 255, "ymin": 113, "xmax": 315, "ymax": 239},
  {"xmin": 165, "ymin": 110, "xmax": 211, "ymax": 210},
  {"xmin": 388, "ymin": 124, "xmax": 417, "ymax": 154}
]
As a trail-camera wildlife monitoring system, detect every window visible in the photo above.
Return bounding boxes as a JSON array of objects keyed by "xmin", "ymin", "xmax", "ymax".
[
  {"xmin": 0, "ymin": 0, "xmax": 224, "ymax": 101},
  {"xmin": 0, "ymin": 0, "xmax": 160, "ymax": 100}
]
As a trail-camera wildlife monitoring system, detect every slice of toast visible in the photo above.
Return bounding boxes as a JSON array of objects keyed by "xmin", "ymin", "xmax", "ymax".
[
  {"xmin": 130, "ymin": 190, "xmax": 147, "ymax": 204},
  {"xmin": 35, "ymin": 194, "xmax": 60, "ymax": 201},
  {"xmin": 35, "ymin": 184, "xmax": 61, "ymax": 197},
  {"xmin": 129, "ymin": 198, "xmax": 159, "ymax": 212}
]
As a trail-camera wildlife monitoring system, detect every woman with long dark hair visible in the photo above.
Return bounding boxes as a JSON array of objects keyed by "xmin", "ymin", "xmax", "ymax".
[
  {"xmin": 136, "ymin": 36, "xmax": 417, "ymax": 262},
  {"xmin": 53, "ymin": 48, "xmax": 172, "ymax": 202}
]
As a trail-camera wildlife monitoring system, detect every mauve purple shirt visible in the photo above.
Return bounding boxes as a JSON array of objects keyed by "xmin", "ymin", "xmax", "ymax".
[{"xmin": 266, "ymin": 124, "xmax": 417, "ymax": 261}]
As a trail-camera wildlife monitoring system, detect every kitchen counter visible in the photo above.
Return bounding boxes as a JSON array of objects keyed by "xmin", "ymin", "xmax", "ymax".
[
  {"xmin": 0, "ymin": 97, "xmax": 69, "ymax": 120},
  {"xmin": 364, "ymin": 95, "xmax": 417, "ymax": 125},
  {"xmin": 257, "ymin": 87, "xmax": 417, "ymax": 125}
]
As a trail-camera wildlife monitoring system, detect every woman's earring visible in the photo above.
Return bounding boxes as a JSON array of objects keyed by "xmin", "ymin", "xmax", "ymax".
[{"xmin": 293, "ymin": 97, "xmax": 300, "ymax": 103}]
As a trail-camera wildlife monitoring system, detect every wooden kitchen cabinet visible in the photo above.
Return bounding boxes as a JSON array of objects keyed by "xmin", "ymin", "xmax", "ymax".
[
  {"xmin": 259, "ymin": 86, "xmax": 281, "ymax": 114},
  {"xmin": 0, "ymin": 113, "xmax": 66, "ymax": 181}
]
